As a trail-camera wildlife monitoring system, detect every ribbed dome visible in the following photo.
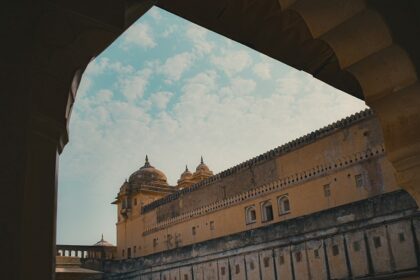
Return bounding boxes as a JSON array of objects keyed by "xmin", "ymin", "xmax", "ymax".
[
  {"xmin": 179, "ymin": 165, "xmax": 193, "ymax": 180},
  {"xmin": 196, "ymin": 156, "xmax": 210, "ymax": 172},
  {"xmin": 128, "ymin": 156, "xmax": 168, "ymax": 186}
]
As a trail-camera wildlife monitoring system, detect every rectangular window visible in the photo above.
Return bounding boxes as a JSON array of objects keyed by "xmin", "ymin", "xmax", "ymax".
[
  {"xmin": 399, "ymin": 232, "xmax": 406, "ymax": 242},
  {"xmin": 295, "ymin": 251, "xmax": 302, "ymax": 262},
  {"xmin": 332, "ymin": 245, "xmax": 339, "ymax": 256},
  {"xmin": 323, "ymin": 184, "xmax": 331, "ymax": 197},
  {"xmin": 279, "ymin": 255, "xmax": 285, "ymax": 265},
  {"xmin": 249, "ymin": 261, "xmax": 255, "ymax": 270},
  {"xmin": 122, "ymin": 249, "xmax": 125, "ymax": 257},
  {"xmin": 353, "ymin": 241, "xmax": 361, "ymax": 252},
  {"xmin": 283, "ymin": 199, "xmax": 290, "ymax": 212},
  {"xmin": 250, "ymin": 210, "xmax": 256, "ymax": 221},
  {"xmin": 184, "ymin": 275, "xmax": 188, "ymax": 280},
  {"xmin": 133, "ymin": 198, "xmax": 137, "ymax": 206},
  {"xmin": 166, "ymin": 234, "xmax": 173, "ymax": 247},
  {"xmin": 263, "ymin": 257, "xmax": 270, "ymax": 267},
  {"xmin": 355, "ymin": 174, "xmax": 364, "ymax": 187},
  {"xmin": 133, "ymin": 246, "xmax": 136, "ymax": 256},
  {"xmin": 153, "ymin": 238, "xmax": 158, "ymax": 247},
  {"xmin": 235, "ymin": 264, "xmax": 240, "ymax": 274},
  {"xmin": 192, "ymin": 226, "xmax": 196, "ymax": 235},
  {"xmin": 221, "ymin": 267, "xmax": 226, "ymax": 276},
  {"xmin": 127, "ymin": 247, "xmax": 131, "ymax": 259},
  {"xmin": 314, "ymin": 249, "xmax": 320, "ymax": 258},
  {"xmin": 210, "ymin": 221, "xmax": 215, "ymax": 230},
  {"xmin": 373, "ymin": 236, "xmax": 382, "ymax": 248},
  {"xmin": 262, "ymin": 201, "xmax": 274, "ymax": 222}
]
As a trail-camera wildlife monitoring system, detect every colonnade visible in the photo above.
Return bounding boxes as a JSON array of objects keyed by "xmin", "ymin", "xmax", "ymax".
[{"xmin": 56, "ymin": 245, "xmax": 114, "ymax": 260}]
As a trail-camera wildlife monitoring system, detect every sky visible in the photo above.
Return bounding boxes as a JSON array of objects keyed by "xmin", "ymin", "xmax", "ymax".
[{"xmin": 57, "ymin": 6, "xmax": 367, "ymax": 245}]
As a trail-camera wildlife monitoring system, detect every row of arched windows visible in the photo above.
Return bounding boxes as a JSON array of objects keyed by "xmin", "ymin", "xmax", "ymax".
[{"xmin": 245, "ymin": 195, "xmax": 290, "ymax": 224}]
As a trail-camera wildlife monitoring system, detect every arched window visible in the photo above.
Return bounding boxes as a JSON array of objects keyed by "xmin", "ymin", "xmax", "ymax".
[
  {"xmin": 261, "ymin": 200, "xmax": 273, "ymax": 222},
  {"xmin": 245, "ymin": 205, "xmax": 257, "ymax": 224},
  {"xmin": 278, "ymin": 195, "xmax": 291, "ymax": 215}
]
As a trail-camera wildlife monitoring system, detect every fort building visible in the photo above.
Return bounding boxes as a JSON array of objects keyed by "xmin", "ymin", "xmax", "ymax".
[
  {"xmin": 114, "ymin": 109, "xmax": 399, "ymax": 259},
  {"xmin": 104, "ymin": 110, "xmax": 420, "ymax": 279},
  {"xmin": 106, "ymin": 109, "xmax": 420, "ymax": 280}
]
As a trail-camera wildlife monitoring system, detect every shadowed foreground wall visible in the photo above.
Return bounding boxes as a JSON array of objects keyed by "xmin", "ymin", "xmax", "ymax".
[{"xmin": 99, "ymin": 190, "xmax": 420, "ymax": 279}]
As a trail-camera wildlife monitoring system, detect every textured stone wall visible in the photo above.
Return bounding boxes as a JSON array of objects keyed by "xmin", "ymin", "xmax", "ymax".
[
  {"xmin": 103, "ymin": 191, "xmax": 420, "ymax": 280},
  {"xmin": 156, "ymin": 158, "xmax": 280, "ymax": 223}
]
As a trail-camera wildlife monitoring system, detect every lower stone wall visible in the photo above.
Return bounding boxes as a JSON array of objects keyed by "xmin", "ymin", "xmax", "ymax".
[{"xmin": 99, "ymin": 191, "xmax": 420, "ymax": 280}]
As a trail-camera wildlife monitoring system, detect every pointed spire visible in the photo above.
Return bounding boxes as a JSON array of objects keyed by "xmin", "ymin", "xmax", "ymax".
[
  {"xmin": 101, "ymin": 234, "xmax": 104, "ymax": 241},
  {"xmin": 144, "ymin": 155, "xmax": 151, "ymax": 167},
  {"xmin": 201, "ymin": 156, "xmax": 204, "ymax": 164},
  {"xmin": 185, "ymin": 165, "xmax": 189, "ymax": 172}
]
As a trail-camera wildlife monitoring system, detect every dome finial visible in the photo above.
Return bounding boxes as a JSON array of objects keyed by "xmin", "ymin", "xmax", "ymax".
[
  {"xmin": 201, "ymin": 156, "xmax": 204, "ymax": 164},
  {"xmin": 101, "ymin": 234, "xmax": 104, "ymax": 241},
  {"xmin": 144, "ymin": 155, "xmax": 150, "ymax": 167},
  {"xmin": 185, "ymin": 165, "xmax": 189, "ymax": 172}
]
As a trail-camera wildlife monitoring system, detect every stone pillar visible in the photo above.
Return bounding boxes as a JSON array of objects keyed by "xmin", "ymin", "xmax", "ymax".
[{"xmin": 370, "ymin": 83, "xmax": 420, "ymax": 204}]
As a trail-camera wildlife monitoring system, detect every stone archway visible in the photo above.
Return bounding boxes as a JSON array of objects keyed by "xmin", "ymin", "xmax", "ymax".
[
  {"xmin": 154, "ymin": 0, "xmax": 420, "ymax": 204},
  {"xmin": 2, "ymin": 1, "xmax": 419, "ymax": 279}
]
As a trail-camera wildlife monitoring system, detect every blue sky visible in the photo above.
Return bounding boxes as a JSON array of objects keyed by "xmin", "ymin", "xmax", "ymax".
[{"xmin": 57, "ymin": 6, "xmax": 367, "ymax": 245}]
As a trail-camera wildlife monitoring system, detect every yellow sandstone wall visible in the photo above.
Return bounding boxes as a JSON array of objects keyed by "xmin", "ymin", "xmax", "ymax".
[{"xmin": 116, "ymin": 113, "xmax": 399, "ymax": 259}]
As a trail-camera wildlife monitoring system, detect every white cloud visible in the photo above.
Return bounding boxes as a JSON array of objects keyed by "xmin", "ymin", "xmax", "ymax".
[
  {"xmin": 220, "ymin": 77, "xmax": 257, "ymax": 98},
  {"xmin": 161, "ymin": 25, "xmax": 178, "ymax": 38},
  {"xmin": 119, "ymin": 69, "xmax": 152, "ymax": 101},
  {"xmin": 160, "ymin": 52, "xmax": 195, "ymax": 81},
  {"xmin": 276, "ymin": 69, "xmax": 301, "ymax": 95},
  {"xmin": 96, "ymin": 89, "xmax": 113, "ymax": 101},
  {"xmin": 186, "ymin": 24, "xmax": 214, "ymax": 54},
  {"xmin": 150, "ymin": 91, "xmax": 173, "ymax": 110},
  {"xmin": 120, "ymin": 22, "xmax": 156, "ymax": 49},
  {"xmin": 85, "ymin": 58, "xmax": 134, "ymax": 76},
  {"xmin": 253, "ymin": 62, "xmax": 271, "ymax": 80},
  {"xmin": 211, "ymin": 50, "xmax": 252, "ymax": 76},
  {"xmin": 148, "ymin": 7, "xmax": 162, "ymax": 21}
]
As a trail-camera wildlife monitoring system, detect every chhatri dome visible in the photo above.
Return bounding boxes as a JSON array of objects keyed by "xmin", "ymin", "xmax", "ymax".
[
  {"xmin": 177, "ymin": 165, "xmax": 193, "ymax": 189},
  {"xmin": 176, "ymin": 158, "xmax": 214, "ymax": 189},
  {"xmin": 195, "ymin": 156, "xmax": 211, "ymax": 172},
  {"xmin": 93, "ymin": 234, "xmax": 114, "ymax": 247},
  {"xmin": 180, "ymin": 165, "xmax": 193, "ymax": 180},
  {"xmin": 128, "ymin": 156, "xmax": 168, "ymax": 187},
  {"xmin": 192, "ymin": 156, "xmax": 213, "ymax": 181}
]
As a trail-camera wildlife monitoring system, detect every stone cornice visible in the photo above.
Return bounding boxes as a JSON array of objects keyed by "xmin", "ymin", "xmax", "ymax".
[
  {"xmin": 143, "ymin": 143, "xmax": 385, "ymax": 235},
  {"xmin": 142, "ymin": 109, "xmax": 374, "ymax": 214}
]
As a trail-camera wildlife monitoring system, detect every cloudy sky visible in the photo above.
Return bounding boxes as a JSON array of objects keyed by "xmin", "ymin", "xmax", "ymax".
[{"xmin": 57, "ymin": 6, "xmax": 367, "ymax": 245}]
